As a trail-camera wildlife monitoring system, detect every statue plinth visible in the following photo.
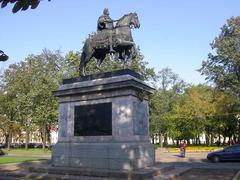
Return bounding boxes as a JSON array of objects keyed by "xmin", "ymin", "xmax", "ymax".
[{"xmin": 52, "ymin": 69, "xmax": 155, "ymax": 170}]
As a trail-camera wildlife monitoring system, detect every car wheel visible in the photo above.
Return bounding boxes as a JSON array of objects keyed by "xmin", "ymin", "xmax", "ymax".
[{"xmin": 212, "ymin": 156, "xmax": 220, "ymax": 163}]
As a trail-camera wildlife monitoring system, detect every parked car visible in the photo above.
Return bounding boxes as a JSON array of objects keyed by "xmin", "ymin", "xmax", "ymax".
[
  {"xmin": 34, "ymin": 143, "xmax": 43, "ymax": 148},
  {"xmin": 207, "ymin": 144, "xmax": 240, "ymax": 162},
  {"xmin": 0, "ymin": 144, "xmax": 5, "ymax": 148}
]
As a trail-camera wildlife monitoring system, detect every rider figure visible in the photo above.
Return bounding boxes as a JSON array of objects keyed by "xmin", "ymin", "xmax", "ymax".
[{"xmin": 97, "ymin": 8, "xmax": 115, "ymax": 53}]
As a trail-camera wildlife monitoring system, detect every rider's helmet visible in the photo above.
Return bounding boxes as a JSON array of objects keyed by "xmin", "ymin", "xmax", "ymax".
[{"xmin": 103, "ymin": 8, "xmax": 109, "ymax": 16}]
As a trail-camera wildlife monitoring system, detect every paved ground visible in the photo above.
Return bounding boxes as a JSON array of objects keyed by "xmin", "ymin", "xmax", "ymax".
[
  {"xmin": 0, "ymin": 150, "xmax": 240, "ymax": 179},
  {"xmin": 154, "ymin": 149, "xmax": 240, "ymax": 180},
  {"xmin": 156, "ymin": 150, "xmax": 209, "ymax": 163},
  {"xmin": 177, "ymin": 168, "xmax": 238, "ymax": 180}
]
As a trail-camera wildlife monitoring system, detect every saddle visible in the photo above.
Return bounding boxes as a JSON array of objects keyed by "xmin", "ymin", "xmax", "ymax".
[
  {"xmin": 88, "ymin": 30, "xmax": 112, "ymax": 49},
  {"xmin": 89, "ymin": 29, "xmax": 134, "ymax": 49}
]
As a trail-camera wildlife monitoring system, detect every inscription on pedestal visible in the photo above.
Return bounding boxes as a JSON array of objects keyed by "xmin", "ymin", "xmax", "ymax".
[{"xmin": 74, "ymin": 102, "xmax": 112, "ymax": 136}]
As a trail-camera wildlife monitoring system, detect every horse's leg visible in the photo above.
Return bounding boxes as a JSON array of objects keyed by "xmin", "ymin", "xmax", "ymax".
[
  {"xmin": 96, "ymin": 54, "xmax": 106, "ymax": 71},
  {"xmin": 79, "ymin": 52, "xmax": 86, "ymax": 76},
  {"xmin": 131, "ymin": 45, "xmax": 137, "ymax": 59},
  {"xmin": 110, "ymin": 53, "xmax": 115, "ymax": 61},
  {"xmin": 126, "ymin": 48, "xmax": 132, "ymax": 62},
  {"xmin": 79, "ymin": 60, "xmax": 86, "ymax": 76},
  {"xmin": 96, "ymin": 58, "xmax": 102, "ymax": 71},
  {"xmin": 121, "ymin": 50, "xmax": 128, "ymax": 69},
  {"xmin": 80, "ymin": 40, "xmax": 93, "ymax": 76},
  {"xmin": 123, "ymin": 46, "xmax": 136, "ymax": 67},
  {"xmin": 118, "ymin": 50, "xmax": 126, "ymax": 68},
  {"xmin": 80, "ymin": 53, "xmax": 92, "ymax": 76}
]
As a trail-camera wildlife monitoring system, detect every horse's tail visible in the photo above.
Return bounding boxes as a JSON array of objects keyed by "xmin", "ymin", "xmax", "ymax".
[{"xmin": 79, "ymin": 38, "xmax": 93, "ymax": 76}]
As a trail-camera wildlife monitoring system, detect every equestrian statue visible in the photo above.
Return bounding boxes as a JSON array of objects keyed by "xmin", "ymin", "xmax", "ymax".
[{"xmin": 79, "ymin": 8, "xmax": 140, "ymax": 75}]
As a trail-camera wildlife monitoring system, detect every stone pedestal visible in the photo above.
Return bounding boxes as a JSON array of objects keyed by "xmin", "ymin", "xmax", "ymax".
[{"xmin": 52, "ymin": 69, "xmax": 155, "ymax": 170}]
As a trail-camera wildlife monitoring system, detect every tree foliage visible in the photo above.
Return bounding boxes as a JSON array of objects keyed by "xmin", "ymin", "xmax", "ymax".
[
  {"xmin": 149, "ymin": 68, "xmax": 186, "ymax": 145},
  {"xmin": 0, "ymin": 0, "xmax": 50, "ymax": 13},
  {"xmin": 199, "ymin": 16, "xmax": 240, "ymax": 99},
  {"xmin": 0, "ymin": 50, "xmax": 8, "ymax": 62},
  {"xmin": 199, "ymin": 16, "xmax": 240, "ymax": 143},
  {"xmin": 0, "ymin": 49, "xmax": 65, "ymax": 148}
]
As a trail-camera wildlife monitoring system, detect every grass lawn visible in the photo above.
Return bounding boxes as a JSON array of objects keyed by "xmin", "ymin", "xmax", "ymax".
[
  {"xmin": 2, "ymin": 148, "xmax": 51, "ymax": 156},
  {"xmin": 0, "ymin": 156, "xmax": 42, "ymax": 165}
]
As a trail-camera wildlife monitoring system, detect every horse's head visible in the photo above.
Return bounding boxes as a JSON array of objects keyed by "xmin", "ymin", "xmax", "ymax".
[
  {"xmin": 116, "ymin": 12, "xmax": 140, "ymax": 28},
  {"xmin": 129, "ymin": 13, "xmax": 140, "ymax": 29}
]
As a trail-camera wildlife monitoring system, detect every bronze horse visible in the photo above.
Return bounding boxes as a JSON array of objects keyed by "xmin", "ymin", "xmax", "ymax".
[{"xmin": 79, "ymin": 13, "xmax": 140, "ymax": 75}]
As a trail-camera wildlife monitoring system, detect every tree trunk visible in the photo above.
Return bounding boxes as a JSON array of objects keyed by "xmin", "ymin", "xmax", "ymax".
[
  {"xmin": 210, "ymin": 134, "xmax": 214, "ymax": 145},
  {"xmin": 196, "ymin": 135, "xmax": 200, "ymax": 145},
  {"xmin": 218, "ymin": 134, "xmax": 221, "ymax": 143},
  {"xmin": 42, "ymin": 126, "xmax": 47, "ymax": 150},
  {"xmin": 176, "ymin": 139, "xmax": 179, "ymax": 146},
  {"xmin": 172, "ymin": 139, "xmax": 176, "ymax": 145},
  {"xmin": 7, "ymin": 133, "xmax": 11, "ymax": 150},
  {"xmin": 233, "ymin": 135, "xmax": 237, "ymax": 144},
  {"xmin": 25, "ymin": 129, "xmax": 29, "ymax": 149},
  {"xmin": 206, "ymin": 133, "xmax": 210, "ymax": 146},
  {"xmin": 222, "ymin": 136, "xmax": 226, "ymax": 145},
  {"xmin": 163, "ymin": 136, "xmax": 168, "ymax": 146},
  {"xmin": 5, "ymin": 133, "xmax": 9, "ymax": 147},
  {"xmin": 151, "ymin": 136, "xmax": 155, "ymax": 144},
  {"xmin": 159, "ymin": 133, "xmax": 163, "ymax": 148},
  {"xmin": 47, "ymin": 126, "xmax": 51, "ymax": 149},
  {"xmin": 192, "ymin": 138, "xmax": 196, "ymax": 145}
]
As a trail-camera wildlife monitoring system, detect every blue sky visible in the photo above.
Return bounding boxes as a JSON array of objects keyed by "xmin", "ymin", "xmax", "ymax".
[{"xmin": 1, "ymin": 0, "xmax": 240, "ymax": 84}]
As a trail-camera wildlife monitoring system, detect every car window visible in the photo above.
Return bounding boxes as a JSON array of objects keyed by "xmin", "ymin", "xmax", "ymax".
[{"xmin": 225, "ymin": 146, "xmax": 240, "ymax": 152}]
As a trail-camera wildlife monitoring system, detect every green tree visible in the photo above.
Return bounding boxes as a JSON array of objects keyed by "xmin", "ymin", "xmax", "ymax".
[
  {"xmin": 1, "ymin": 49, "xmax": 64, "ymax": 149},
  {"xmin": 0, "ymin": 90, "xmax": 21, "ymax": 149},
  {"xmin": 168, "ymin": 85, "xmax": 216, "ymax": 144},
  {"xmin": 149, "ymin": 68, "xmax": 186, "ymax": 146},
  {"xmin": 209, "ymin": 91, "xmax": 237, "ymax": 145},
  {"xmin": 200, "ymin": 16, "xmax": 240, "ymax": 98},
  {"xmin": 199, "ymin": 16, "xmax": 240, "ymax": 141}
]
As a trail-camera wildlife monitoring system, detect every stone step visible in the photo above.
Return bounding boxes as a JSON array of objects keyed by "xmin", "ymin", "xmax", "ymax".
[
  {"xmin": 29, "ymin": 165, "xmax": 159, "ymax": 179},
  {"xmin": 0, "ymin": 164, "xmax": 175, "ymax": 180},
  {"xmin": 0, "ymin": 171, "xmax": 116, "ymax": 180}
]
